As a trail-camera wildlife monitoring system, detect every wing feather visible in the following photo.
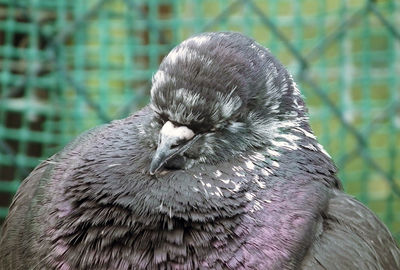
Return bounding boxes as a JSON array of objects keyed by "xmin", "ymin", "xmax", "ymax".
[{"xmin": 301, "ymin": 191, "xmax": 400, "ymax": 270}]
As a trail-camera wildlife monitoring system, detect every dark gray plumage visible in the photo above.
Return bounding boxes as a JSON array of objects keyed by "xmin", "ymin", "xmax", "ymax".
[{"xmin": 1, "ymin": 32, "xmax": 399, "ymax": 270}]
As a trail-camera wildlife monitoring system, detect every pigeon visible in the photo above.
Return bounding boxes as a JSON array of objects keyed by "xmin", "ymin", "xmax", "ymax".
[{"xmin": 0, "ymin": 32, "xmax": 399, "ymax": 270}]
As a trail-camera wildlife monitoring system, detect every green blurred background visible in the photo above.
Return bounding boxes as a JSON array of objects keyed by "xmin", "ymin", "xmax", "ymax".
[{"xmin": 0, "ymin": 0, "xmax": 399, "ymax": 242}]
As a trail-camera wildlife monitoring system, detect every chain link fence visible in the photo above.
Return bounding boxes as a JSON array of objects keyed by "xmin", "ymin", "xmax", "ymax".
[{"xmin": 0, "ymin": 0, "xmax": 399, "ymax": 241}]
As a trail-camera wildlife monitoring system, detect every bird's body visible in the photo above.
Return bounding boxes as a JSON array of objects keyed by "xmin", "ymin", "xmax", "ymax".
[{"xmin": 1, "ymin": 32, "xmax": 399, "ymax": 270}]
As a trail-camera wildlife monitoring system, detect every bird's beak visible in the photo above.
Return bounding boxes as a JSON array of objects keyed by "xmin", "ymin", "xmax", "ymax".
[{"xmin": 149, "ymin": 121, "xmax": 198, "ymax": 175}]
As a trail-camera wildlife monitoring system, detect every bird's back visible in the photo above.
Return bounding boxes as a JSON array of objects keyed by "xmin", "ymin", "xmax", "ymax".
[{"xmin": 301, "ymin": 190, "xmax": 400, "ymax": 270}]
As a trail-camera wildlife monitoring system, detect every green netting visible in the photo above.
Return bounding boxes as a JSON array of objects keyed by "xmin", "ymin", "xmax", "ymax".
[{"xmin": 0, "ymin": 0, "xmax": 399, "ymax": 241}]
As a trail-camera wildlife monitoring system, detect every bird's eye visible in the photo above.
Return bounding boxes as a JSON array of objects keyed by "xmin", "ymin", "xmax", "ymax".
[
  {"xmin": 171, "ymin": 143, "xmax": 180, "ymax": 149},
  {"xmin": 187, "ymin": 122, "xmax": 209, "ymax": 134},
  {"xmin": 171, "ymin": 139, "xmax": 184, "ymax": 149}
]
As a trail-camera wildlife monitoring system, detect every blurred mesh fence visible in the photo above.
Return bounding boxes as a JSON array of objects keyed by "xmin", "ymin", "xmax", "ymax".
[{"xmin": 0, "ymin": 0, "xmax": 399, "ymax": 241}]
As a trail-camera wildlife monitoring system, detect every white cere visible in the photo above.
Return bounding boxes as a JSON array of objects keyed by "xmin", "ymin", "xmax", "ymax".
[{"xmin": 161, "ymin": 121, "xmax": 195, "ymax": 140}]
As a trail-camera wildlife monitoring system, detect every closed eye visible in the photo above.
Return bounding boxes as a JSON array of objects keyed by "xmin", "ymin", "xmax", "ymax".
[
  {"xmin": 171, "ymin": 143, "xmax": 180, "ymax": 149},
  {"xmin": 171, "ymin": 139, "xmax": 185, "ymax": 149}
]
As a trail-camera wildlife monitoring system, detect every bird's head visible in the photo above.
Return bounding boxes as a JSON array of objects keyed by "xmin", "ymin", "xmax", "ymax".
[{"xmin": 147, "ymin": 32, "xmax": 309, "ymax": 175}]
